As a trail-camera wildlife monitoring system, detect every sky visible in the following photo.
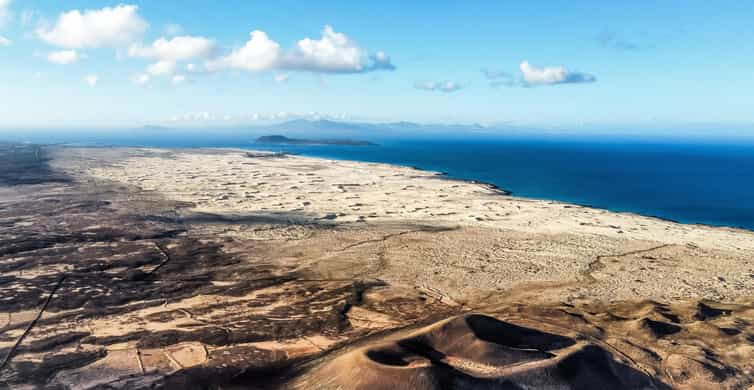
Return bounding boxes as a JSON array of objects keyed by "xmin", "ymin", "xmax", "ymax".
[{"xmin": 1, "ymin": 1, "xmax": 754, "ymax": 131}]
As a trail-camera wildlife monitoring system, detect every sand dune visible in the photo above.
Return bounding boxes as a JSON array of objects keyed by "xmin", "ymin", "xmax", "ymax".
[
  {"xmin": 1, "ymin": 146, "xmax": 753, "ymax": 389},
  {"xmin": 67, "ymin": 148, "xmax": 754, "ymax": 303}
]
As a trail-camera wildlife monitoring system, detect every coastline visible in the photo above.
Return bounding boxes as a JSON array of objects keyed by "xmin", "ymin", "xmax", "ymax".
[
  {"xmin": 45, "ymin": 144, "xmax": 754, "ymax": 246},
  {"xmin": 50, "ymin": 142, "xmax": 754, "ymax": 233},
  {"xmin": 70, "ymin": 145, "xmax": 754, "ymax": 249},
  {"xmin": 244, "ymin": 146, "xmax": 753, "ymax": 234},
  {"xmin": 3, "ymin": 144, "xmax": 754, "ymax": 389},
  {"xmin": 426, "ymin": 168, "xmax": 752, "ymax": 232}
]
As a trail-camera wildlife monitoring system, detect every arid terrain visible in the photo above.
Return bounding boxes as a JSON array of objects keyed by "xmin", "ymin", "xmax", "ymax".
[{"xmin": 1, "ymin": 144, "xmax": 753, "ymax": 389}]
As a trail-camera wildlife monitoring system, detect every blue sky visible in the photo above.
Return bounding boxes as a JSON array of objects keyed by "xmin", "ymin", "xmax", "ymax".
[{"xmin": 1, "ymin": 1, "xmax": 753, "ymax": 130}]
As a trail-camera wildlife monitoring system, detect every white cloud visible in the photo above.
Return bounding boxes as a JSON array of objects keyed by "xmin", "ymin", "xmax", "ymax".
[
  {"xmin": 0, "ymin": 35, "xmax": 9, "ymax": 46},
  {"xmin": 284, "ymin": 25, "xmax": 395, "ymax": 73},
  {"xmin": 131, "ymin": 73, "xmax": 150, "ymax": 86},
  {"xmin": 519, "ymin": 61, "xmax": 595, "ymax": 86},
  {"xmin": 171, "ymin": 74, "xmax": 186, "ymax": 85},
  {"xmin": 206, "ymin": 30, "xmax": 280, "ymax": 72},
  {"xmin": 414, "ymin": 80, "xmax": 465, "ymax": 93},
  {"xmin": 274, "ymin": 73, "xmax": 289, "ymax": 83},
  {"xmin": 207, "ymin": 25, "xmax": 394, "ymax": 74},
  {"xmin": 169, "ymin": 111, "xmax": 348, "ymax": 124},
  {"xmin": 47, "ymin": 50, "xmax": 80, "ymax": 64},
  {"xmin": 128, "ymin": 35, "xmax": 216, "ymax": 61},
  {"xmin": 171, "ymin": 111, "xmax": 215, "ymax": 122},
  {"xmin": 146, "ymin": 60, "xmax": 176, "ymax": 76},
  {"xmin": 140, "ymin": 58, "xmax": 196, "ymax": 84},
  {"xmin": 283, "ymin": 25, "xmax": 364, "ymax": 72},
  {"xmin": 37, "ymin": 4, "xmax": 147, "ymax": 49},
  {"xmin": 84, "ymin": 74, "xmax": 98, "ymax": 87}
]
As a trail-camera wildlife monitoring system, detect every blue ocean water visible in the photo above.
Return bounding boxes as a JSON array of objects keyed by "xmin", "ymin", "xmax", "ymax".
[
  {"xmin": 251, "ymin": 138, "xmax": 754, "ymax": 231},
  {"xmin": 4, "ymin": 130, "xmax": 754, "ymax": 230}
]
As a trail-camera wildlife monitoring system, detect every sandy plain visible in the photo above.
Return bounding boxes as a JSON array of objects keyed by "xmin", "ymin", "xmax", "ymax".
[{"xmin": 1, "ymin": 145, "xmax": 753, "ymax": 389}]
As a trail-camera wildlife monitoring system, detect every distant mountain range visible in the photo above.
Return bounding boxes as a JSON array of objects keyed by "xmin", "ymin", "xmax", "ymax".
[
  {"xmin": 247, "ymin": 119, "xmax": 515, "ymax": 139},
  {"xmin": 257, "ymin": 119, "xmax": 374, "ymax": 137},
  {"xmin": 135, "ymin": 119, "xmax": 547, "ymax": 141}
]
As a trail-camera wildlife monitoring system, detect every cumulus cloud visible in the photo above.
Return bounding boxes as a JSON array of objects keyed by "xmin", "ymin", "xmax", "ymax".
[
  {"xmin": 283, "ymin": 25, "xmax": 389, "ymax": 73},
  {"xmin": 84, "ymin": 74, "xmax": 98, "ymax": 87},
  {"xmin": 135, "ymin": 62, "xmax": 200, "ymax": 84},
  {"xmin": 519, "ymin": 61, "xmax": 595, "ymax": 86},
  {"xmin": 207, "ymin": 25, "xmax": 394, "ymax": 74},
  {"xmin": 128, "ymin": 35, "xmax": 216, "ymax": 61},
  {"xmin": 37, "ymin": 4, "xmax": 147, "ymax": 48},
  {"xmin": 170, "ymin": 111, "xmax": 216, "ymax": 122},
  {"xmin": 146, "ymin": 60, "xmax": 176, "ymax": 76},
  {"xmin": 169, "ymin": 111, "xmax": 348, "ymax": 123},
  {"xmin": 126, "ymin": 34, "xmax": 218, "ymax": 84},
  {"xmin": 206, "ymin": 30, "xmax": 280, "ymax": 72},
  {"xmin": 286, "ymin": 25, "xmax": 363, "ymax": 72},
  {"xmin": 0, "ymin": 36, "xmax": 9, "ymax": 46},
  {"xmin": 414, "ymin": 80, "xmax": 465, "ymax": 93},
  {"xmin": 47, "ymin": 50, "xmax": 80, "ymax": 64}
]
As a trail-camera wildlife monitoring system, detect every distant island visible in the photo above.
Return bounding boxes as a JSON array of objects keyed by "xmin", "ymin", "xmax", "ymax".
[{"xmin": 255, "ymin": 135, "xmax": 376, "ymax": 146}]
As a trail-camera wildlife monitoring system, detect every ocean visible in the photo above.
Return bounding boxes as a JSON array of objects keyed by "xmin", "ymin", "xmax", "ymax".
[
  {"xmin": 4, "ymin": 130, "xmax": 754, "ymax": 230},
  {"xmin": 251, "ymin": 138, "xmax": 754, "ymax": 231}
]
